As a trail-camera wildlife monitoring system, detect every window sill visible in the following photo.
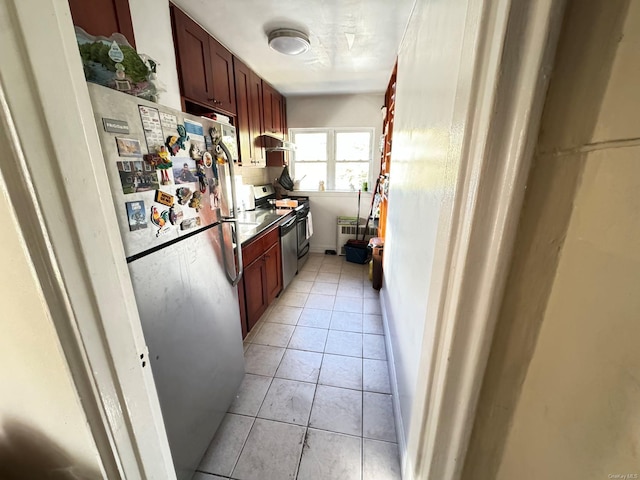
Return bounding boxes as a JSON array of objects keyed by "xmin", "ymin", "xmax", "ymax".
[{"xmin": 293, "ymin": 190, "xmax": 373, "ymax": 197}]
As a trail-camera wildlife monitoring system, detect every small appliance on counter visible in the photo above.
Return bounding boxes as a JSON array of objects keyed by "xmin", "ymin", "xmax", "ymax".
[
  {"xmin": 234, "ymin": 179, "xmax": 255, "ymax": 212},
  {"xmin": 87, "ymin": 83, "xmax": 244, "ymax": 480}
]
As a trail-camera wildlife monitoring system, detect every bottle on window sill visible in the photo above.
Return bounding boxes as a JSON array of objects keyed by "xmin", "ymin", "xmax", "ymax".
[{"xmin": 319, "ymin": 181, "xmax": 325, "ymax": 191}]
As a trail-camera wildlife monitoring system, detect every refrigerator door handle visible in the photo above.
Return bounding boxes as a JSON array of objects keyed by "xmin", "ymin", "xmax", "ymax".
[
  {"xmin": 222, "ymin": 217, "xmax": 243, "ymax": 287},
  {"xmin": 218, "ymin": 141, "xmax": 243, "ymax": 287}
]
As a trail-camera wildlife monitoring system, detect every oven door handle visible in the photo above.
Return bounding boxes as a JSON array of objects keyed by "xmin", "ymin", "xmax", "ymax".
[
  {"xmin": 298, "ymin": 243, "xmax": 310, "ymax": 260},
  {"xmin": 282, "ymin": 216, "xmax": 296, "ymax": 230}
]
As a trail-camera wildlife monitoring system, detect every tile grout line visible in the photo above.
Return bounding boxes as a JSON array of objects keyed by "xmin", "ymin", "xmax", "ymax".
[{"xmin": 294, "ymin": 344, "xmax": 325, "ymax": 480}]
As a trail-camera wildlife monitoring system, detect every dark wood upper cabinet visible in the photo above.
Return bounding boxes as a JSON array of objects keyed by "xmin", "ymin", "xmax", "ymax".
[
  {"xmin": 209, "ymin": 37, "xmax": 236, "ymax": 115},
  {"xmin": 68, "ymin": 0, "xmax": 136, "ymax": 47},
  {"xmin": 262, "ymin": 82, "xmax": 284, "ymax": 138},
  {"xmin": 171, "ymin": 6, "xmax": 236, "ymax": 115},
  {"xmin": 271, "ymin": 93, "xmax": 283, "ymax": 138},
  {"xmin": 233, "ymin": 58, "xmax": 264, "ymax": 166},
  {"xmin": 265, "ymin": 88, "xmax": 289, "ymax": 166},
  {"xmin": 249, "ymin": 70, "xmax": 266, "ymax": 162},
  {"xmin": 281, "ymin": 97, "xmax": 288, "ymax": 137},
  {"xmin": 262, "ymin": 83, "xmax": 274, "ymax": 135},
  {"xmin": 171, "ymin": 7, "xmax": 213, "ymax": 106}
]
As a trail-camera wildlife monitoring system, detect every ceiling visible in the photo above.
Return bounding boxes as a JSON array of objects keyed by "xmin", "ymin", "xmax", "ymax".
[{"xmin": 172, "ymin": 0, "xmax": 415, "ymax": 96}]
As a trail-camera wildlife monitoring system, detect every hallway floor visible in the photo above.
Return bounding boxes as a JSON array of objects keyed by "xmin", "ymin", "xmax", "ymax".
[{"xmin": 195, "ymin": 253, "xmax": 401, "ymax": 480}]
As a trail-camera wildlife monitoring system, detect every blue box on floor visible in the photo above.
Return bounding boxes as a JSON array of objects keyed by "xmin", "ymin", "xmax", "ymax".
[{"xmin": 344, "ymin": 244, "xmax": 370, "ymax": 264}]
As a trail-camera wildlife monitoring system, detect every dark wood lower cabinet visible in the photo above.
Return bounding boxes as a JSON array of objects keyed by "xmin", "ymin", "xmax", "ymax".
[
  {"xmin": 237, "ymin": 226, "xmax": 284, "ymax": 337},
  {"xmin": 264, "ymin": 242, "xmax": 282, "ymax": 303},
  {"xmin": 244, "ymin": 256, "xmax": 269, "ymax": 332}
]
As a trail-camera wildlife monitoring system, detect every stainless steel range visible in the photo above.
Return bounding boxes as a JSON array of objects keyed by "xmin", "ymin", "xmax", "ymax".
[{"xmin": 289, "ymin": 196, "xmax": 311, "ymax": 270}]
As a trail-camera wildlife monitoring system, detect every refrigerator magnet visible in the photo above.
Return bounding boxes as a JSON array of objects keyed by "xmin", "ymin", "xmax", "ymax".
[
  {"xmin": 150, "ymin": 205, "xmax": 171, "ymax": 237},
  {"xmin": 155, "ymin": 190, "xmax": 174, "ymax": 207},
  {"xmin": 169, "ymin": 205, "xmax": 183, "ymax": 225},
  {"xmin": 125, "ymin": 201, "xmax": 147, "ymax": 231},
  {"xmin": 173, "ymin": 159, "xmax": 198, "ymax": 185},
  {"xmin": 177, "ymin": 187, "xmax": 193, "ymax": 205},
  {"xmin": 189, "ymin": 191, "xmax": 203, "ymax": 211},
  {"xmin": 117, "ymin": 160, "xmax": 159, "ymax": 194},
  {"xmin": 190, "ymin": 143, "xmax": 204, "ymax": 160},
  {"xmin": 203, "ymin": 152, "xmax": 213, "ymax": 168},
  {"xmin": 210, "ymin": 181, "xmax": 220, "ymax": 209},
  {"xmin": 196, "ymin": 164, "xmax": 207, "ymax": 193},
  {"xmin": 165, "ymin": 135, "xmax": 180, "ymax": 156},
  {"xmin": 115, "ymin": 137, "xmax": 142, "ymax": 157},
  {"xmin": 180, "ymin": 217, "xmax": 201, "ymax": 230},
  {"xmin": 156, "ymin": 146, "xmax": 173, "ymax": 185}
]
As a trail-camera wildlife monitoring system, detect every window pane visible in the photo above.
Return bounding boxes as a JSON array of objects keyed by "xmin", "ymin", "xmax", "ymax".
[
  {"xmin": 335, "ymin": 162, "xmax": 369, "ymax": 191},
  {"xmin": 294, "ymin": 163, "xmax": 327, "ymax": 190},
  {"xmin": 293, "ymin": 133, "xmax": 327, "ymax": 161},
  {"xmin": 336, "ymin": 132, "xmax": 371, "ymax": 161}
]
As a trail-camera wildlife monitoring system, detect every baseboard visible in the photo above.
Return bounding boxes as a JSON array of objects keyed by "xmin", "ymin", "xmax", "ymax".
[
  {"xmin": 309, "ymin": 244, "xmax": 336, "ymax": 254},
  {"xmin": 380, "ymin": 284, "xmax": 412, "ymax": 480}
]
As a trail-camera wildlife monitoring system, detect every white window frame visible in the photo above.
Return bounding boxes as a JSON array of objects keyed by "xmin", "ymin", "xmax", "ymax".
[{"xmin": 289, "ymin": 127, "xmax": 375, "ymax": 191}]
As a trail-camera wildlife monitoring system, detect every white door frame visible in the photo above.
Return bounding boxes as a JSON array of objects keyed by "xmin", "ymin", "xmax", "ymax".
[
  {"xmin": 403, "ymin": 0, "xmax": 567, "ymax": 479},
  {"xmin": 1, "ymin": 0, "xmax": 566, "ymax": 478},
  {"xmin": 0, "ymin": 1, "xmax": 175, "ymax": 478}
]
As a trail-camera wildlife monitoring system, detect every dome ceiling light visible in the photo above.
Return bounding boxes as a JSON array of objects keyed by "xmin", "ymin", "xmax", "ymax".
[{"xmin": 268, "ymin": 29, "xmax": 310, "ymax": 55}]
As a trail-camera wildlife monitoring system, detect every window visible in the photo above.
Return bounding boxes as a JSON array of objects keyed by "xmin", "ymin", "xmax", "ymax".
[{"xmin": 290, "ymin": 128, "xmax": 373, "ymax": 191}]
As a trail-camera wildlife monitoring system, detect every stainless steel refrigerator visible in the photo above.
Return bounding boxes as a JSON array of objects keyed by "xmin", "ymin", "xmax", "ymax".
[{"xmin": 87, "ymin": 83, "xmax": 245, "ymax": 479}]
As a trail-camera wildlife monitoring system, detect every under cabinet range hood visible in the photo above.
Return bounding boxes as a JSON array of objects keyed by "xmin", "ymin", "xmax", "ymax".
[{"xmin": 259, "ymin": 133, "xmax": 297, "ymax": 152}]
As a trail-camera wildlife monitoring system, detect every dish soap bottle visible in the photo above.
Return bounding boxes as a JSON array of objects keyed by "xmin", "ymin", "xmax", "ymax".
[{"xmin": 319, "ymin": 180, "xmax": 325, "ymax": 191}]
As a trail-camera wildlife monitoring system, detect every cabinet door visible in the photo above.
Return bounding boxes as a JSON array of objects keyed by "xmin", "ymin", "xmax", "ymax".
[
  {"xmin": 233, "ymin": 58, "xmax": 253, "ymax": 165},
  {"xmin": 262, "ymin": 82, "xmax": 275, "ymax": 135},
  {"xmin": 262, "ymin": 83, "xmax": 284, "ymax": 139},
  {"xmin": 171, "ymin": 7, "xmax": 213, "ymax": 106},
  {"xmin": 264, "ymin": 241, "xmax": 283, "ymax": 303},
  {"xmin": 249, "ymin": 71, "xmax": 266, "ymax": 166},
  {"xmin": 69, "ymin": 0, "xmax": 136, "ymax": 47},
  {"xmin": 233, "ymin": 59, "xmax": 264, "ymax": 167},
  {"xmin": 209, "ymin": 37, "xmax": 236, "ymax": 115},
  {"xmin": 244, "ymin": 258, "xmax": 268, "ymax": 331},
  {"xmin": 281, "ymin": 97, "xmax": 288, "ymax": 139},
  {"xmin": 271, "ymin": 93, "xmax": 283, "ymax": 139}
]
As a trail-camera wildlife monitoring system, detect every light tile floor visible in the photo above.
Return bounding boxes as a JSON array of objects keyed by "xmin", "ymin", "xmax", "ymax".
[{"xmin": 196, "ymin": 253, "xmax": 401, "ymax": 480}]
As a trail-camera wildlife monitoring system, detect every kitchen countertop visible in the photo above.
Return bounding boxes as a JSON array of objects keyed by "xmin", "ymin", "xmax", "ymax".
[{"xmin": 235, "ymin": 208, "xmax": 295, "ymax": 246}]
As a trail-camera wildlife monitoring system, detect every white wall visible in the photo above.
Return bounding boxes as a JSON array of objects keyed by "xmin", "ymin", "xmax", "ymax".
[
  {"xmin": 0, "ymin": 188, "xmax": 102, "ymax": 477},
  {"xmin": 379, "ymin": 0, "xmax": 484, "ymax": 476},
  {"xmin": 287, "ymin": 94, "xmax": 384, "ymax": 251},
  {"xmin": 464, "ymin": 1, "xmax": 640, "ymax": 478},
  {"xmin": 129, "ymin": 0, "xmax": 182, "ymax": 110},
  {"xmin": 298, "ymin": 190, "xmax": 373, "ymax": 253}
]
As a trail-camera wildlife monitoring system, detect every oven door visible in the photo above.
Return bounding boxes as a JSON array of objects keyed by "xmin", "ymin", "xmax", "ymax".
[{"xmin": 296, "ymin": 215, "xmax": 310, "ymax": 269}]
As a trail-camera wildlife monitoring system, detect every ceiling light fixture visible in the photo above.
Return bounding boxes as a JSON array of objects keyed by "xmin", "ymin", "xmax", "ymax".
[{"xmin": 268, "ymin": 29, "xmax": 310, "ymax": 55}]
